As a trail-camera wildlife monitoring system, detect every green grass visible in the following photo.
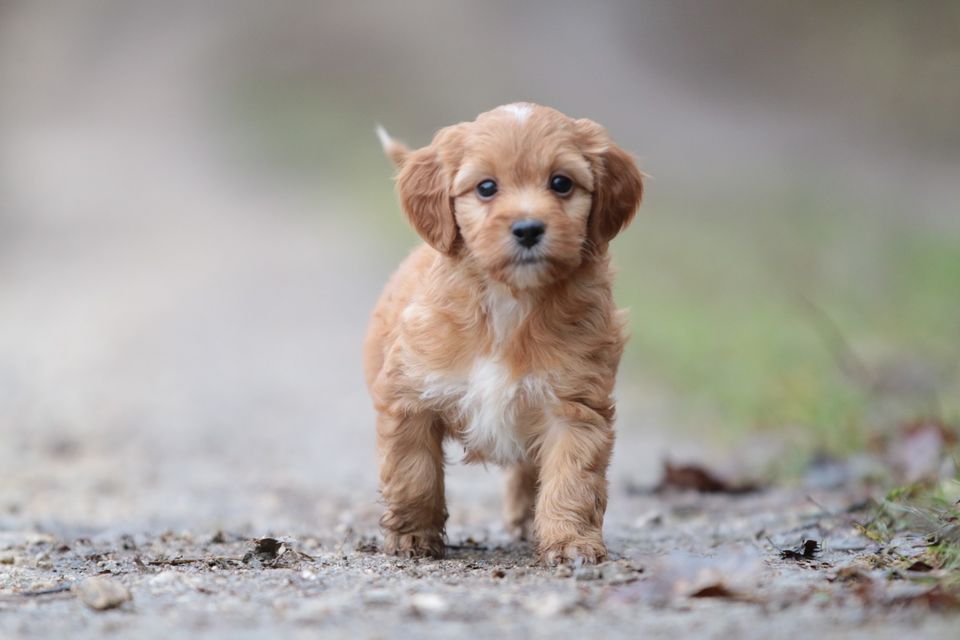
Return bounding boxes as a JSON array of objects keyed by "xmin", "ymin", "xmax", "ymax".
[
  {"xmin": 861, "ymin": 477, "xmax": 960, "ymax": 586},
  {"xmin": 614, "ymin": 186, "xmax": 960, "ymax": 454}
]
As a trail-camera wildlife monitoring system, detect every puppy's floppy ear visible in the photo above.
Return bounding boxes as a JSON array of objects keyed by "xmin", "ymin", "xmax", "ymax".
[
  {"xmin": 576, "ymin": 119, "xmax": 644, "ymax": 252},
  {"xmin": 376, "ymin": 125, "xmax": 409, "ymax": 168},
  {"xmin": 394, "ymin": 125, "xmax": 463, "ymax": 255}
]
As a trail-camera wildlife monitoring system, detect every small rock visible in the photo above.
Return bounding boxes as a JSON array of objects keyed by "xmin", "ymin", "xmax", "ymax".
[
  {"xmin": 0, "ymin": 554, "xmax": 15, "ymax": 565},
  {"xmin": 601, "ymin": 560, "xmax": 642, "ymax": 585},
  {"xmin": 526, "ymin": 591, "xmax": 579, "ymax": 617},
  {"xmin": 554, "ymin": 565, "xmax": 573, "ymax": 578},
  {"xmin": 291, "ymin": 599, "xmax": 329, "ymax": 623},
  {"xmin": 634, "ymin": 510, "xmax": 663, "ymax": 528},
  {"xmin": 76, "ymin": 576, "xmax": 131, "ymax": 611},
  {"xmin": 363, "ymin": 588, "xmax": 394, "ymax": 605},
  {"xmin": 409, "ymin": 592, "xmax": 449, "ymax": 616},
  {"xmin": 574, "ymin": 565, "xmax": 601, "ymax": 581},
  {"xmin": 149, "ymin": 570, "xmax": 183, "ymax": 587}
]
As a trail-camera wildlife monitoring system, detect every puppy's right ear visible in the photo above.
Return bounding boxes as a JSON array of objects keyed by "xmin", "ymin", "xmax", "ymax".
[
  {"xmin": 394, "ymin": 126, "xmax": 462, "ymax": 255},
  {"xmin": 376, "ymin": 125, "xmax": 409, "ymax": 168}
]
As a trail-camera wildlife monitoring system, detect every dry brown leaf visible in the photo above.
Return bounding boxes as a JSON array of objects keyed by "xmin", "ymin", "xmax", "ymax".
[
  {"xmin": 655, "ymin": 461, "xmax": 759, "ymax": 494},
  {"xmin": 780, "ymin": 539, "xmax": 821, "ymax": 561}
]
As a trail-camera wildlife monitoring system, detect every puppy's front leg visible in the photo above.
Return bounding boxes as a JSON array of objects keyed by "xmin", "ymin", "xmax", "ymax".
[
  {"xmin": 535, "ymin": 402, "xmax": 614, "ymax": 565},
  {"xmin": 377, "ymin": 411, "xmax": 447, "ymax": 558}
]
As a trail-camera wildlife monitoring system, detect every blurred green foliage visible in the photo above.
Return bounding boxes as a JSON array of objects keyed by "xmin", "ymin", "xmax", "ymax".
[
  {"xmin": 616, "ymin": 186, "xmax": 960, "ymax": 452},
  {"xmin": 863, "ymin": 479, "xmax": 960, "ymax": 583}
]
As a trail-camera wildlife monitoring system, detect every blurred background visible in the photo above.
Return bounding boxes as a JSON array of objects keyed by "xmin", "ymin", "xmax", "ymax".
[{"xmin": 1, "ymin": 1, "xmax": 958, "ymax": 530}]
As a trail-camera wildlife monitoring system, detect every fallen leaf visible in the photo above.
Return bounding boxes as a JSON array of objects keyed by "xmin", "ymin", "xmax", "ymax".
[
  {"xmin": 655, "ymin": 461, "xmax": 758, "ymax": 494},
  {"xmin": 241, "ymin": 537, "xmax": 311, "ymax": 567},
  {"xmin": 689, "ymin": 584, "xmax": 737, "ymax": 598},
  {"xmin": 779, "ymin": 539, "xmax": 821, "ymax": 561},
  {"xmin": 253, "ymin": 537, "xmax": 282, "ymax": 558},
  {"xmin": 647, "ymin": 548, "xmax": 765, "ymax": 605},
  {"xmin": 905, "ymin": 560, "xmax": 934, "ymax": 572}
]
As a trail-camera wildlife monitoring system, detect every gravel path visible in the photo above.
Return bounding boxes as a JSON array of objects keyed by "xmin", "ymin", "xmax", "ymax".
[{"xmin": 1, "ymin": 45, "xmax": 957, "ymax": 636}]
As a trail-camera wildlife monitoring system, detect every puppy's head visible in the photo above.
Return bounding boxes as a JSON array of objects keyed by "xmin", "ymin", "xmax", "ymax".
[{"xmin": 383, "ymin": 103, "xmax": 643, "ymax": 289}]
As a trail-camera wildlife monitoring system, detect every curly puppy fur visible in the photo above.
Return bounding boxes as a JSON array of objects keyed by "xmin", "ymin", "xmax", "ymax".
[{"xmin": 364, "ymin": 103, "xmax": 643, "ymax": 565}]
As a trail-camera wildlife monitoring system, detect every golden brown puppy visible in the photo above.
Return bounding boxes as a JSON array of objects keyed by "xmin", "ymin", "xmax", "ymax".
[{"xmin": 364, "ymin": 103, "xmax": 643, "ymax": 565}]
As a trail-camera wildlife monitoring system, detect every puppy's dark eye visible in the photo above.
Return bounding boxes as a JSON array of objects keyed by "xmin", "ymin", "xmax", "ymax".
[
  {"xmin": 549, "ymin": 174, "xmax": 573, "ymax": 196},
  {"xmin": 476, "ymin": 179, "xmax": 498, "ymax": 200}
]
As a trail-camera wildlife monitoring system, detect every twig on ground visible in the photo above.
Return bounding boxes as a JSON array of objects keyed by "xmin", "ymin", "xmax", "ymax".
[
  {"xmin": 0, "ymin": 583, "xmax": 73, "ymax": 601},
  {"xmin": 445, "ymin": 543, "xmax": 490, "ymax": 551}
]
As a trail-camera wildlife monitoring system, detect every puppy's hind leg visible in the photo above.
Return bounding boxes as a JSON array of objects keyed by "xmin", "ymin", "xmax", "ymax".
[
  {"xmin": 377, "ymin": 411, "xmax": 447, "ymax": 558},
  {"xmin": 503, "ymin": 461, "xmax": 538, "ymax": 540}
]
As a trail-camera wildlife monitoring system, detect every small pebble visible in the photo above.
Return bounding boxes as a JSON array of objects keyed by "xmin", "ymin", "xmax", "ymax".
[
  {"xmin": 526, "ymin": 591, "xmax": 578, "ymax": 617},
  {"xmin": 149, "ymin": 570, "xmax": 182, "ymax": 587},
  {"xmin": 602, "ymin": 560, "xmax": 642, "ymax": 585},
  {"xmin": 554, "ymin": 565, "xmax": 573, "ymax": 578},
  {"xmin": 409, "ymin": 592, "xmax": 449, "ymax": 616},
  {"xmin": 574, "ymin": 565, "xmax": 601, "ymax": 581},
  {"xmin": 76, "ymin": 576, "xmax": 131, "ymax": 611},
  {"xmin": 363, "ymin": 588, "xmax": 394, "ymax": 605}
]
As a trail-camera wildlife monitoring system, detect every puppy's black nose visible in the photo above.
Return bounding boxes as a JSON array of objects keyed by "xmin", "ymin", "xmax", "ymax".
[{"xmin": 511, "ymin": 219, "xmax": 545, "ymax": 248}]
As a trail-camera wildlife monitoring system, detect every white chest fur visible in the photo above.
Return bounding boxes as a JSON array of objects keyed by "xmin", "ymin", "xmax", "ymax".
[
  {"xmin": 417, "ymin": 285, "xmax": 553, "ymax": 465},
  {"xmin": 422, "ymin": 358, "xmax": 552, "ymax": 465},
  {"xmin": 460, "ymin": 358, "xmax": 531, "ymax": 464}
]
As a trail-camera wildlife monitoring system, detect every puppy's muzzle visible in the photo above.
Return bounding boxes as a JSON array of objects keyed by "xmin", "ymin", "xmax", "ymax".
[{"xmin": 511, "ymin": 219, "xmax": 545, "ymax": 249}]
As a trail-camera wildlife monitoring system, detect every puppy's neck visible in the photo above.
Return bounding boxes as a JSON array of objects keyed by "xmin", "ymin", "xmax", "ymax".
[{"xmin": 482, "ymin": 281, "xmax": 532, "ymax": 347}]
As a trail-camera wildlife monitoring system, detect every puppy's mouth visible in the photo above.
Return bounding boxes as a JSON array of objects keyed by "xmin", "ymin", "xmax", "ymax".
[
  {"xmin": 509, "ymin": 245, "xmax": 548, "ymax": 266},
  {"xmin": 513, "ymin": 254, "xmax": 545, "ymax": 266}
]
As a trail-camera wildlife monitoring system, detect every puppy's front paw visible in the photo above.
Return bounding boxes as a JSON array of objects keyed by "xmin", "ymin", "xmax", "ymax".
[
  {"xmin": 539, "ymin": 537, "xmax": 606, "ymax": 566},
  {"xmin": 383, "ymin": 530, "xmax": 445, "ymax": 559}
]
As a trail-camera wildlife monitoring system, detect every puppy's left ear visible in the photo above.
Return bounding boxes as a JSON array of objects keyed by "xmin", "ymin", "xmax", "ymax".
[{"xmin": 577, "ymin": 119, "xmax": 644, "ymax": 252}]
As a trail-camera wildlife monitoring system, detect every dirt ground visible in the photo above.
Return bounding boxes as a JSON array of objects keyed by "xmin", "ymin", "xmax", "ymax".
[
  {"xmin": 1, "ymin": 49, "xmax": 958, "ymax": 636},
  {"xmin": 2, "ymin": 196, "xmax": 959, "ymax": 638}
]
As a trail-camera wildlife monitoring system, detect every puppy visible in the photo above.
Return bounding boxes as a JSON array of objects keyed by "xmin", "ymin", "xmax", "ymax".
[{"xmin": 364, "ymin": 103, "xmax": 643, "ymax": 565}]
